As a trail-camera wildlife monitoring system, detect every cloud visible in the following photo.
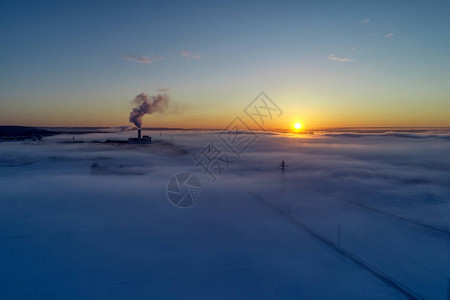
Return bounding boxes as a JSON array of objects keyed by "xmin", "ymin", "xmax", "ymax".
[
  {"xmin": 385, "ymin": 33, "xmax": 394, "ymax": 38},
  {"xmin": 157, "ymin": 89, "xmax": 170, "ymax": 93},
  {"xmin": 328, "ymin": 54, "xmax": 354, "ymax": 62},
  {"xmin": 123, "ymin": 54, "xmax": 164, "ymax": 64},
  {"xmin": 360, "ymin": 18, "xmax": 370, "ymax": 24},
  {"xmin": 181, "ymin": 50, "xmax": 203, "ymax": 60}
]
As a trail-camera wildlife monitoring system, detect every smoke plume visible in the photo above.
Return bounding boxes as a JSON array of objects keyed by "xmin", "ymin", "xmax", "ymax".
[{"xmin": 129, "ymin": 93, "xmax": 169, "ymax": 128}]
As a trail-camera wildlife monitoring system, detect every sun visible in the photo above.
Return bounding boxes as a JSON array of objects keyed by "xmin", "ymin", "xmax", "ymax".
[{"xmin": 294, "ymin": 122, "xmax": 302, "ymax": 130}]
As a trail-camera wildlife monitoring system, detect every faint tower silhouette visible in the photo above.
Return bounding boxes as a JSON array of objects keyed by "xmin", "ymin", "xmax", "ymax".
[{"xmin": 279, "ymin": 160, "xmax": 287, "ymax": 171}]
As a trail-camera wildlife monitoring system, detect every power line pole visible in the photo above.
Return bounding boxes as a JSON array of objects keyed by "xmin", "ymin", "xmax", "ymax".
[{"xmin": 279, "ymin": 160, "xmax": 287, "ymax": 172}]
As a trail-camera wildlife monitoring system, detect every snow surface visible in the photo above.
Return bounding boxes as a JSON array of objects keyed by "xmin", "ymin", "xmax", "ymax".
[{"xmin": 0, "ymin": 130, "xmax": 449, "ymax": 299}]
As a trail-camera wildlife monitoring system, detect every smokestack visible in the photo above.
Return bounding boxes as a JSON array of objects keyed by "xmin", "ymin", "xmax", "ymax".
[{"xmin": 138, "ymin": 128, "xmax": 141, "ymax": 144}]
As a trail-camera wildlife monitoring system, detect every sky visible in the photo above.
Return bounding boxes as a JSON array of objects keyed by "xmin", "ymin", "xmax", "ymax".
[{"xmin": 1, "ymin": 0, "xmax": 449, "ymax": 129}]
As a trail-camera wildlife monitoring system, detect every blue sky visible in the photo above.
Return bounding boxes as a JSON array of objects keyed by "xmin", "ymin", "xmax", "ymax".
[{"xmin": 1, "ymin": 0, "xmax": 449, "ymax": 128}]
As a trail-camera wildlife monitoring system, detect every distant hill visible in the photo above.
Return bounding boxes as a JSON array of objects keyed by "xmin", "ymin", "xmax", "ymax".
[{"xmin": 0, "ymin": 126, "xmax": 59, "ymax": 139}]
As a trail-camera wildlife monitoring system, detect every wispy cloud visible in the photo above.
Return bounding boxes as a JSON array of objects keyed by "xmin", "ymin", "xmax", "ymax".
[
  {"xmin": 360, "ymin": 18, "xmax": 370, "ymax": 24},
  {"xmin": 385, "ymin": 33, "xmax": 394, "ymax": 38},
  {"xmin": 328, "ymin": 54, "xmax": 354, "ymax": 62},
  {"xmin": 123, "ymin": 54, "xmax": 164, "ymax": 64},
  {"xmin": 157, "ymin": 88, "xmax": 170, "ymax": 93},
  {"xmin": 181, "ymin": 50, "xmax": 203, "ymax": 60}
]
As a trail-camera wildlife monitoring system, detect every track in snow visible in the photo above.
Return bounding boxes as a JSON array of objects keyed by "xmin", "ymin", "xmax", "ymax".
[{"xmin": 248, "ymin": 191, "xmax": 423, "ymax": 300}]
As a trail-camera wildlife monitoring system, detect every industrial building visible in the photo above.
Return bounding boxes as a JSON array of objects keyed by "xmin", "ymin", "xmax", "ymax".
[{"xmin": 128, "ymin": 128, "xmax": 151, "ymax": 144}]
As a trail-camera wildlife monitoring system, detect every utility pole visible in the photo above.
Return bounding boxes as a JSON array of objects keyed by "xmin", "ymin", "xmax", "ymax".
[{"xmin": 279, "ymin": 160, "xmax": 287, "ymax": 172}]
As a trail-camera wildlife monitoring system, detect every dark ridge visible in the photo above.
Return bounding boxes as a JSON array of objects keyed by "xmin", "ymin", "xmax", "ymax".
[{"xmin": 0, "ymin": 126, "xmax": 59, "ymax": 140}]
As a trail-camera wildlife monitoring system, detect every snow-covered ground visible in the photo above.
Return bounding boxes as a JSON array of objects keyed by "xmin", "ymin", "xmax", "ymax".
[{"xmin": 0, "ymin": 130, "xmax": 449, "ymax": 299}]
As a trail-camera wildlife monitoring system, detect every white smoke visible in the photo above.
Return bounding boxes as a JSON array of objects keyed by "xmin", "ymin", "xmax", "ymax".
[{"xmin": 129, "ymin": 93, "xmax": 169, "ymax": 128}]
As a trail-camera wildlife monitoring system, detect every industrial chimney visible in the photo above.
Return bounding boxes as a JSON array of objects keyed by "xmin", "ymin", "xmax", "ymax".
[{"xmin": 138, "ymin": 128, "xmax": 141, "ymax": 144}]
